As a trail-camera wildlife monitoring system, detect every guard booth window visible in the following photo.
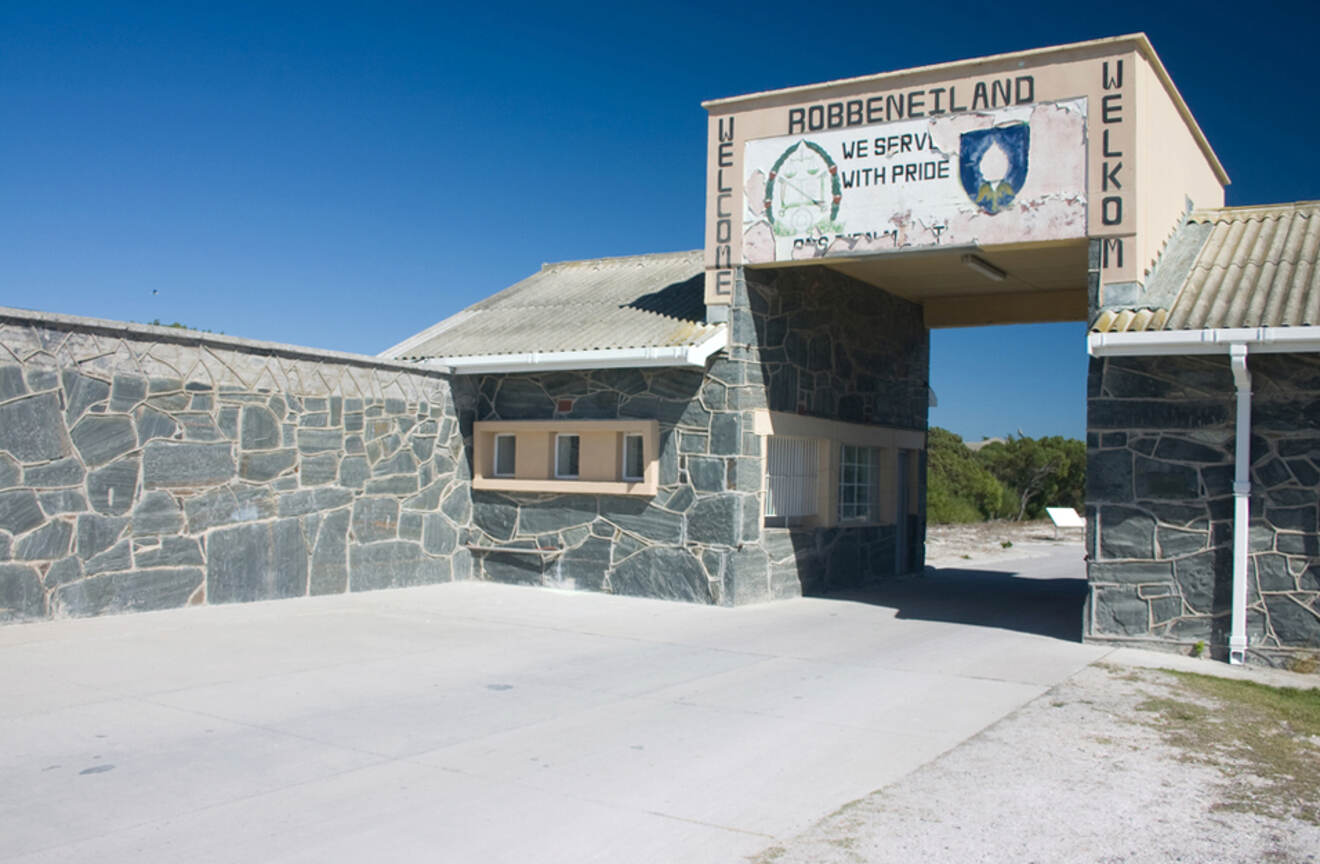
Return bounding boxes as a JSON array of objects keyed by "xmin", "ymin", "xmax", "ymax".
[
  {"xmin": 765, "ymin": 437, "xmax": 818, "ymax": 526},
  {"xmin": 838, "ymin": 444, "xmax": 877, "ymax": 521}
]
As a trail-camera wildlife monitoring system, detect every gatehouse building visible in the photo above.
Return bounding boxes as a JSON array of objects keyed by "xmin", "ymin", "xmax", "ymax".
[{"xmin": 1, "ymin": 35, "xmax": 1316, "ymax": 665}]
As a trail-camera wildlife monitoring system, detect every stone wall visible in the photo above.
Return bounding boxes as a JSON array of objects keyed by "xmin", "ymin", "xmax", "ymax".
[
  {"xmin": 0, "ymin": 311, "xmax": 471, "ymax": 622},
  {"xmin": 744, "ymin": 266, "xmax": 929, "ymax": 590},
  {"xmin": 1, "ymin": 264, "xmax": 933, "ymax": 621},
  {"xmin": 1086, "ymin": 353, "xmax": 1320, "ymax": 663},
  {"xmin": 764, "ymin": 524, "xmax": 898, "ymax": 596},
  {"xmin": 746, "ymin": 266, "xmax": 928, "ymax": 429},
  {"xmin": 464, "ymin": 350, "xmax": 775, "ymax": 605}
]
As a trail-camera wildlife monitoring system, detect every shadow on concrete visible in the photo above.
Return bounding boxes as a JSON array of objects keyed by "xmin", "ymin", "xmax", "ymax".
[{"xmin": 827, "ymin": 561, "xmax": 1089, "ymax": 643}]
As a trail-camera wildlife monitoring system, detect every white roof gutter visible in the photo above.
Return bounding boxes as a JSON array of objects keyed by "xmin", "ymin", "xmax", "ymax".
[
  {"xmin": 419, "ymin": 326, "xmax": 728, "ymax": 375},
  {"xmin": 1088, "ymin": 325, "xmax": 1320, "ymax": 356}
]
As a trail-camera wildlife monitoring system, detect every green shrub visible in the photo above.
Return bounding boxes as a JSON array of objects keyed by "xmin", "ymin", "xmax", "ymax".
[
  {"xmin": 925, "ymin": 427, "xmax": 1085, "ymax": 523},
  {"xmin": 977, "ymin": 434, "xmax": 1085, "ymax": 521},
  {"xmin": 926, "ymin": 428, "xmax": 1013, "ymax": 523}
]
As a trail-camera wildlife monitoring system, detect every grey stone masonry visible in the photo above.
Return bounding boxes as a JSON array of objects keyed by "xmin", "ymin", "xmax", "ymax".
[
  {"xmin": 744, "ymin": 266, "xmax": 929, "ymax": 590},
  {"xmin": 1086, "ymin": 353, "xmax": 1320, "ymax": 665},
  {"xmin": 0, "ymin": 310, "xmax": 471, "ymax": 622},
  {"xmin": 462, "ymin": 265, "xmax": 930, "ymax": 604},
  {"xmin": 465, "ymin": 353, "xmax": 766, "ymax": 605},
  {"xmin": 1, "ymin": 263, "xmax": 933, "ymax": 620},
  {"xmin": 746, "ymin": 266, "xmax": 929, "ymax": 430}
]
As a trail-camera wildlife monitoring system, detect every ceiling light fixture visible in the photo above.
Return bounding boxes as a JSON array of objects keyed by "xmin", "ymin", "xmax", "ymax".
[{"xmin": 962, "ymin": 253, "xmax": 1006, "ymax": 282}]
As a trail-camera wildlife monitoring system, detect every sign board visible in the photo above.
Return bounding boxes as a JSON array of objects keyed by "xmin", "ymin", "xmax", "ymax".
[
  {"xmin": 742, "ymin": 99, "xmax": 1087, "ymax": 264},
  {"xmin": 704, "ymin": 37, "xmax": 1230, "ymax": 307}
]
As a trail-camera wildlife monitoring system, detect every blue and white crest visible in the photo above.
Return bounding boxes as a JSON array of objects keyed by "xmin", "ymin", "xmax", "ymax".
[{"xmin": 959, "ymin": 124, "xmax": 1030, "ymax": 215}]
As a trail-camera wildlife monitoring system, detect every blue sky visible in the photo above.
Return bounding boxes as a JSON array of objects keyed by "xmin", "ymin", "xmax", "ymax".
[{"xmin": 2, "ymin": 1, "xmax": 1314, "ymax": 441}]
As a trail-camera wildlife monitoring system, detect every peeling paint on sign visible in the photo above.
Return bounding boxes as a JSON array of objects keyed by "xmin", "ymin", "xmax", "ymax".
[{"xmin": 742, "ymin": 99, "xmax": 1087, "ymax": 264}]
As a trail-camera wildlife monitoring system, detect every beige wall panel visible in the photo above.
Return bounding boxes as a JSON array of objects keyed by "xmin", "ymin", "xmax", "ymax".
[
  {"xmin": 922, "ymin": 288, "xmax": 1087, "ymax": 327},
  {"xmin": 819, "ymin": 439, "xmax": 836, "ymax": 527},
  {"xmin": 517, "ymin": 431, "xmax": 552, "ymax": 480},
  {"xmin": 1133, "ymin": 54, "xmax": 1227, "ymax": 285},
  {"xmin": 578, "ymin": 431, "xmax": 618, "ymax": 482}
]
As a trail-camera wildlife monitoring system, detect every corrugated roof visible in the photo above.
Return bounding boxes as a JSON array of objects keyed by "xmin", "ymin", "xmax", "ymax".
[
  {"xmin": 384, "ymin": 250, "xmax": 721, "ymax": 360},
  {"xmin": 1093, "ymin": 202, "xmax": 1320, "ymax": 333}
]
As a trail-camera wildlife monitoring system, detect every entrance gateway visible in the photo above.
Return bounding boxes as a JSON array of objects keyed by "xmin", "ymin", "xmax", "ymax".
[
  {"xmin": 5, "ymin": 36, "xmax": 1315, "ymax": 664},
  {"xmin": 387, "ymin": 34, "xmax": 1318, "ymax": 666}
]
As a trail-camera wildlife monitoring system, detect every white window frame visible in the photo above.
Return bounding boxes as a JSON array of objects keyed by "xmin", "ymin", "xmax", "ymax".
[
  {"xmin": 621, "ymin": 433, "xmax": 645, "ymax": 481},
  {"xmin": 492, "ymin": 433, "xmax": 516, "ymax": 477},
  {"xmin": 554, "ymin": 433, "xmax": 580, "ymax": 479},
  {"xmin": 838, "ymin": 444, "xmax": 876, "ymax": 522}
]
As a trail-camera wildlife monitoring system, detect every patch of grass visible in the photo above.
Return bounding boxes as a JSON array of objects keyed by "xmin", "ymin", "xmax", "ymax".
[
  {"xmin": 1099, "ymin": 663, "xmax": 1142, "ymax": 682},
  {"xmin": 1286, "ymin": 653, "xmax": 1319, "ymax": 675},
  {"xmin": 1000, "ymin": 540, "xmax": 1013, "ymax": 548},
  {"xmin": 1135, "ymin": 696, "xmax": 1207, "ymax": 724},
  {"xmin": 1135, "ymin": 669, "xmax": 1320, "ymax": 824},
  {"xmin": 1168, "ymin": 672, "xmax": 1320, "ymax": 735}
]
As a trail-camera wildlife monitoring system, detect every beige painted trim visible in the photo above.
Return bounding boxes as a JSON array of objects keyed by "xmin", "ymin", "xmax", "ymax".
[
  {"xmin": 473, "ymin": 420, "xmax": 659, "ymax": 496},
  {"xmin": 922, "ymin": 288, "xmax": 1088, "ymax": 328},
  {"xmin": 475, "ymin": 477, "xmax": 655, "ymax": 496},
  {"xmin": 752, "ymin": 411, "xmax": 926, "ymax": 451}
]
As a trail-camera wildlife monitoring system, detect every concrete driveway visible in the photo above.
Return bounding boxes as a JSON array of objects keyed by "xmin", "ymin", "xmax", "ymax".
[{"xmin": 2, "ymin": 546, "xmax": 1108, "ymax": 863}]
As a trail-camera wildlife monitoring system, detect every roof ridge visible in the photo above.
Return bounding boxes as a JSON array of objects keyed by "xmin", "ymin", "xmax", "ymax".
[
  {"xmin": 1189, "ymin": 201, "xmax": 1320, "ymax": 223},
  {"xmin": 465, "ymin": 303, "xmax": 718, "ymax": 329},
  {"xmin": 466, "ymin": 299, "xmax": 709, "ymax": 312},
  {"xmin": 539, "ymin": 250, "xmax": 703, "ymax": 271}
]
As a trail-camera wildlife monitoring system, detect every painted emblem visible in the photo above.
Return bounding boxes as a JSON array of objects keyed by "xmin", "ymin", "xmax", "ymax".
[
  {"xmin": 764, "ymin": 140, "xmax": 842, "ymax": 236},
  {"xmin": 959, "ymin": 123, "xmax": 1030, "ymax": 214}
]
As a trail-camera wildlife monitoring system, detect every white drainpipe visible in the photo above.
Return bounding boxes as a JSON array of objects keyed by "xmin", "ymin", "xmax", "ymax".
[
  {"xmin": 1228, "ymin": 344, "xmax": 1251, "ymax": 664},
  {"xmin": 1086, "ymin": 326, "xmax": 1320, "ymax": 663}
]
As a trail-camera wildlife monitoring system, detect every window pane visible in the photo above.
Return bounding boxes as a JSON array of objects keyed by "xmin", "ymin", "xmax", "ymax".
[
  {"xmin": 556, "ymin": 434, "xmax": 580, "ymax": 477},
  {"xmin": 623, "ymin": 434, "xmax": 644, "ymax": 480},
  {"xmin": 839, "ymin": 444, "xmax": 875, "ymax": 520},
  {"xmin": 494, "ymin": 435, "xmax": 516, "ymax": 476}
]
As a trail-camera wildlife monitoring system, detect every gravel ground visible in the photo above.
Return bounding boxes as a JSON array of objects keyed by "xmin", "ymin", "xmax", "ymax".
[
  {"xmin": 750, "ymin": 662, "xmax": 1320, "ymax": 864},
  {"xmin": 925, "ymin": 520, "xmax": 1084, "ymax": 568}
]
